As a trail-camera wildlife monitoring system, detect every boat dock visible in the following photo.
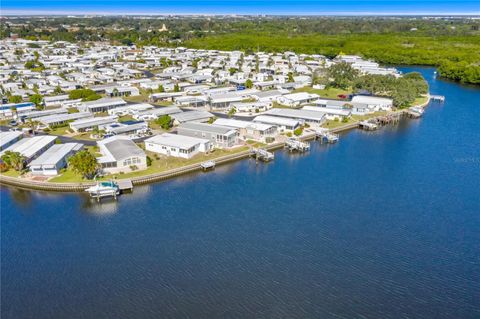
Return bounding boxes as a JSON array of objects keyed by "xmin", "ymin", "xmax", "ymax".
[
  {"xmin": 431, "ymin": 95, "xmax": 445, "ymax": 102},
  {"xmin": 285, "ymin": 138, "xmax": 310, "ymax": 152},
  {"xmin": 250, "ymin": 148, "xmax": 275, "ymax": 162},
  {"xmin": 117, "ymin": 179, "xmax": 133, "ymax": 192},
  {"xmin": 359, "ymin": 121, "xmax": 378, "ymax": 131},
  {"xmin": 200, "ymin": 160, "xmax": 216, "ymax": 170},
  {"xmin": 315, "ymin": 129, "xmax": 339, "ymax": 144}
]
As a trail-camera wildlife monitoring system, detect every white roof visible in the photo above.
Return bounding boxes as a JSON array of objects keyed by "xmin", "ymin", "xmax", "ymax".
[
  {"xmin": 37, "ymin": 112, "xmax": 92, "ymax": 125},
  {"xmin": 1, "ymin": 135, "xmax": 57, "ymax": 159},
  {"xmin": 214, "ymin": 118, "xmax": 273, "ymax": 131},
  {"xmin": 29, "ymin": 143, "xmax": 83, "ymax": 167},
  {"xmin": 70, "ymin": 115, "xmax": 118, "ymax": 130},
  {"xmin": 82, "ymin": 97, "xmax": 126, "ymax": 109},
  {"xmin": 0, "ymin": 131, "xmax": 23, "ymax": 149},
  {"xmin": 351, "ymin": 95, "xmax": 393, "ymax": 105},
  {"xmin": 302, "ymin": 106, "xmax": 352, "ymax": 116},
  {"xmin": 253, "ymin": 115, "xmax": 300, "ymax": 127},
  {"xmin": 263, "ymin": 108, "xmax": 325, "ymax": 121},
  {"xmin": 280, "ymin": 92, "xmax": 319, "ymax": 102},
  {"xmin": 145, "ymin": 133, "xmax": 209, "ymax": 150}
]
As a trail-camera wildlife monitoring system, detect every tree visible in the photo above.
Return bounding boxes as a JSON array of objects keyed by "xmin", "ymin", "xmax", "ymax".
[
  {"xmin": 158, "ymin": 84, "xmax": 165, "ymax": 93},
  {"xmin": 1, "ymin": 151, "xmax": 25, "ymax": 171},
  {"xmin": 68, "ymin": 150, "xmax": 98, "ymax": 179},
  {"xmin": 245, "ymin": 79, "xmax": 253, "ymax": 89},
  {"xmin": 29, "ymin": 94, "xmax": 43, "ymax": 109},
  {"xmin": 287, "ymin": 72, "xmax": 294, "ymax": 83},
  {"xmin": 8, "ymin": 95, "xmax": 22, "ymax": 103},
  {"xmin": 227, "ymin": 107, "xmax": 236, "ymax": 118},
  {"xmin": 173, "ymin": 83, "xmax": 180, "ymax": 92},
  {"xmin": 155, "ymin": 115, "xmax": 172, "ymax": 130},
  {"xmin": 54, "ymin": 85, "xmax": 63, "ymax": 94},
  {"xmin": 26, "ymin": 118, "xmax": 40, "ymax": 132},
  {"xmin": 327, "ymin": 62, "xmax": 359, "ymax": 89},
  {"xmin": 68, "ymin": 88, "xmax": 101, "ymax": 101}
]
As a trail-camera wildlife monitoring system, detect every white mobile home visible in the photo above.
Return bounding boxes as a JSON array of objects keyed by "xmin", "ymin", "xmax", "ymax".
[
  {"xmin": 80, "ymin": 97, "xmax": 127, "ymax": 113},
  {"xmin": 0, "ymin": 135, "xmax": 57, "ymax": 163},
  {"xmin": 97, "ymin": 135, "xmax": 147, "ymax": 174},
  {"xmin": 29, "ymin": 143, "xmax": 83, "ymax": 176},
  {"xmin": 253, "ymin": 115, "xmax": 301, "ymax": 132},
  {"xmin": 145, "ymin": 133, "xmax": 211, "ymax": 159}
]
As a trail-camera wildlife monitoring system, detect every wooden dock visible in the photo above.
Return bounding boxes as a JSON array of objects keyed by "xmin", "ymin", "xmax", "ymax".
[
  {"xmin": 359, "ymin": 121, "xmax": 378, "ymax": 131},
  {"xmin": 117, "ymin": 179, "xmax": 133, "ymax": 193}
]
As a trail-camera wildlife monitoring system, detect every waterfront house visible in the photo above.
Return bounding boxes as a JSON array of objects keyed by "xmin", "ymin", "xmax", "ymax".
[
  {"xmin": 29, "ymin": 143, "xmax": 83, "ymax": 176},
  {"xmin": 263, "ymin": 108, "xmax": 326, "ymax": 125},
  {"xmin": 177, "ymin": 122, "xmax": 237, "ymax": 148},
  {"xmin": 351, "ymin": 95, "xmax": 394, "ymax": 112},
  {"xmin": 214, "ymin": 118, "xmax": 277, "ymax": 142},
  {"xmin": 145, "ymin": 133, "xmax": 212, "ymax": 159},
  {"xmin": 253, "ymin": 115, "xmax": 301, "ymax": 132},
  {"xmin": 97, "ymin": 135, "xmax": 147, "ymax": 174},
  {"xmin": 0, "ymin": 135, "xmax": 57, "ymax": 163}
]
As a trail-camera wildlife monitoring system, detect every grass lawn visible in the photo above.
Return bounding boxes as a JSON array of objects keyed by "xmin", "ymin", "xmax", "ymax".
[
  {"xmin": 0, "ymin": 170, "xmax": 22, "ymax": 178},
  {"xmin": 48, "ymin": 126, "xmax": 71, "ymax": 136},
  {"xmin": 48, "ymin": 145, "xmax": 252, "ymax": 183},
  {"xmin": 412, "ymin": 95, "xmax": 430, "ymax": 107},
  {"xmin": 293, "ymin": 87, "xmax": 352, "ymax": 99},
  {"xmin": 321, "ymin": 111, "xmax": 388, "ymax": 129},
  {"xmin": 152, "ymin": 101, "xmax": 174, "ymax": 107},
  {"xmin": 118, "ymin": 115, "xmax": 134, "ymax": 123}
]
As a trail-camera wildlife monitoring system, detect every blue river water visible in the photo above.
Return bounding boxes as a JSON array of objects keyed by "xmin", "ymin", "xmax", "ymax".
[{"xmin": 1, "ymin": 67, "xmax": 479, "ymax": 318}]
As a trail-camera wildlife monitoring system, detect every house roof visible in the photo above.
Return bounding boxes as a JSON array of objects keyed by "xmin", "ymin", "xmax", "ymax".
[{"xmin": 145, "ymin": 133, "xmax": 209, "ymax": 149}]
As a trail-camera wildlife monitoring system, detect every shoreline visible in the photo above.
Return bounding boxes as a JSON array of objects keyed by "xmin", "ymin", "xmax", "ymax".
[{"xmin": 0, "ymin": 96, "xmax": 432, "ymax": 193}]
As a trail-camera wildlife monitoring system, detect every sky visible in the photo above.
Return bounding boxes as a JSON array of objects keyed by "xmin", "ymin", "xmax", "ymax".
[{"xmin": 1, "ymin": 0, "xmax": 479, "ymax": 16}]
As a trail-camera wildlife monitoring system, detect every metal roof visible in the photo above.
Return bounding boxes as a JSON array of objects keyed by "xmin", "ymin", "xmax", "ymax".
[
  {"xmin": 145, "ymin": 133, "xmax": 209, "ymax": 149},
  {"xmin": 29, "ymin": 143, "xmax": 83, "ymax": 167}
]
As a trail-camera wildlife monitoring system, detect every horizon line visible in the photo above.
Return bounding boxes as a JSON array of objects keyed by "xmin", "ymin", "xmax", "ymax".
[{"xmin": 2, "ymin": 10, "xmax": 480, "ymax": 17}]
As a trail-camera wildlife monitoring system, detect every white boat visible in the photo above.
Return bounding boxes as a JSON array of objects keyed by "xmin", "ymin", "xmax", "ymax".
[{"xmin": 85, "ymin": 181, "xmax": 120, "ymax": 198}]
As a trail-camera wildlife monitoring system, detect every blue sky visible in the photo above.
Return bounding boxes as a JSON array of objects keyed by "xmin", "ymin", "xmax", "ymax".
[{"xmin": 2, "ymin": 0, "xmax": 479, "ymax": 15}]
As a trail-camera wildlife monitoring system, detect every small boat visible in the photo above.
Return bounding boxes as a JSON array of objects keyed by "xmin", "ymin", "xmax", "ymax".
[{"xmin": 85, "ymin": 180, "xmax": 120, "ymax": 199}]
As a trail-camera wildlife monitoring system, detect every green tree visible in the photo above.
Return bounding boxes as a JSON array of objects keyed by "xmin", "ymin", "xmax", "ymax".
[
  {"xmin": 29, "ymin": 94, "xmax": 43, "ymax": 109},
  {"xmin": 158, "ymin": 84, "xmax": 165, "ymax": 93},
  {"xmin": 173, "ymin": 83, "xmax": 180, "ymax": 92},
  {"xmin": 68, "ymin": 150, "xmax": 98, "ymax": 179},
  {"xmin": 328, "ymin": 62, "xmax": 359, "ymax": 89},
  {"xmin": 8, "ymin": 95, "xmax": 22, "ymax": 103},
  {"xmin": 245, "ymin": 79, "xmax": 253, "ymax": 89},
  {"xmin": 1, "ymin": 151, "xmax": 25, "ymax": 171},
  {"xmin": 227, "ymin": 107, "xmax": 236, "ymax": 118},
  {"xmin": 155, "ymin": 115, "xmax": 172, "ymax": 130},
  {"xmin": 287, "ymin": 72, "xmax": 294, "ymax": 83}
]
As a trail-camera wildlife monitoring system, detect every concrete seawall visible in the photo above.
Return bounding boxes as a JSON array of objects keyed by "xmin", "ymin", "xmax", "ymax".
[{"xmin": 0, "ymin": 97, "xmax": 431, "ymax": 193}]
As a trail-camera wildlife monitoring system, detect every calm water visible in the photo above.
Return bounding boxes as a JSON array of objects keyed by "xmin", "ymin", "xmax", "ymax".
[{"xmin": 1, "ymin": 67, "xmax": 479, "ymax": 318}]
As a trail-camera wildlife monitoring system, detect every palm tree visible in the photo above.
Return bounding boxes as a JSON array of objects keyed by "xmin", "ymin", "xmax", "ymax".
[{"xmin": 1, "ymin": 151, "xmax": 25, "ymax": 171}]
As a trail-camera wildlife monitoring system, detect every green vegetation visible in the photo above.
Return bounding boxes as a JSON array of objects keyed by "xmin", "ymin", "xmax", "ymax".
[
  {"xmin": 1, "ymin": 151, "xmax": 25, "ymax": 171},
  {"xmin": 8, "ymin": 95, "xmax": 22, "ymax": 103},
  {"xmin": 2, "ymin": 17, "xmax": 478, "ymax": 84},
  {"xmin": 29, "ymin": 94, "xmax": 43, "ymax": 109},
  {"xmin": 68, "ymin": 150, "xmax": 98, "ymax": 179},
  {"xmin": 68, "ymin": 88, "xmax": 101, "ymax": 102},
  {"xmin": 293, "ymin": 86, "xmax": 351, "ymax": 99},
  {"xmin": 155, "ymin": 115, "xmax": 173, "ymax": 130}
]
